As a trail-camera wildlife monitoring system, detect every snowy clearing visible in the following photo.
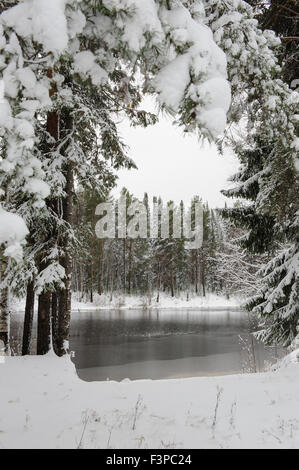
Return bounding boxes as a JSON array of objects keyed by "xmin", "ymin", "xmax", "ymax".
[{"xmin": 0, "ymin": 351, "xmax": 298, "ymax": 449}]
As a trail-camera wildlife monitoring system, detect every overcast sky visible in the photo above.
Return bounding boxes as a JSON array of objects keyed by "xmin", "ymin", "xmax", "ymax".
[{"xmin": 113, "ymin": 102, "xmax": 239, "ymax": 208}]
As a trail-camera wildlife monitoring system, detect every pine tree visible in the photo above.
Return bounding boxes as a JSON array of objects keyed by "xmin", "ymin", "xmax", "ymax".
[{"xmin": 216, "ymin": 0, "xmax": 299, "ymax": 347}]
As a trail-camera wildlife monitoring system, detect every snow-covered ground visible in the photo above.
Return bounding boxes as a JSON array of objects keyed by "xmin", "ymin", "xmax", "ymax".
[
  {"xmin": 72, "ymin": 293, "xmax": 241, "ymax": 311},
  {"xmin": 12, "ymin": 293, "xmax": 241, "ymax": 313},
  {"xmin": 0, "ymin": 351, "xmax": 298, "ymax": 449}
]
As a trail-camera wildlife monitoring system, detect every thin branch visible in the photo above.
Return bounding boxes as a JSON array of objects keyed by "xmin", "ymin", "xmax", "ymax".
[{"xmin": 281, "ymin": 37, "xmax": 299, "ymax": 41}]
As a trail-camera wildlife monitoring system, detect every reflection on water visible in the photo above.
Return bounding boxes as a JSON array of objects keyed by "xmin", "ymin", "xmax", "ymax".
[
  {"xmin": 68, "ymin": 309, "xmax": 280, "ymax": 381},
  {"xmin": 11, "ymin": 309, "xmax": 281, "ymax": 382}
]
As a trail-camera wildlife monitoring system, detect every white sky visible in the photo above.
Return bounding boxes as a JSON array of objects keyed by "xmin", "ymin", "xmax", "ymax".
[{"xmin": 113, "ymin": 102, "xmax": 239, "ymax": 208}]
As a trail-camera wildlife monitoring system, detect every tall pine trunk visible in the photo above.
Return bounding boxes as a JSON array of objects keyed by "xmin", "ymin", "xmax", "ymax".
[
  {"xmin": 156, "ymin": 265, "xmax": 161, "ymax": 303},
  {"xmin": 51, "ymin": 291, "xmax": 59, "ymax": 352},
  {"xmin": 0, "ymin": 254, "xmax": 10, "ymax": 353},
  {"xmin": 97, "ymin": 240, "xmax": 103, "ymax": 295},
  {"xmin": 0, "ymin": 285, "xmax": 9, "ymax": 353},
  {"xmin": 123, "ymin": 239, "xmax": 126, "ymax": 293},
  {"xmin": 195, "ymin": 251, "xmax": 199, "ymax": 294},
  {"xmin": 90, "ymin": 227, "xmax": 94, "ymax": 303},
  {"xmin": 128, "ymin": 240, "xmax": 133, "ymax": 294},
  {"xmin": 37, "ymin": 291, "xmax": 51, "ymax": 355},
  {"xmin": 170, "ymin": 256, "xmax": 174, "ymax": 297},
  {"xmin": 37, "ymin": 69, "xmax": 59, "ymax": 355},
  {"xmin": 56, "ymin": 109, "xmax": 74, "ymax": 356},
  {"xmin": 22, "ymin": 280, "xmax": 35, "ymax": 355},
  {"xmin": 56, "ymin": 162, "xmax": 73, "ymax": 355},
  {"xmin": 201, "ymin": 251, "xmax": 206, "ymax": 297}
]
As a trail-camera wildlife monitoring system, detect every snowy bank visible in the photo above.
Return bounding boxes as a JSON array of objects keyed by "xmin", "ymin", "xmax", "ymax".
[
  {"xmin": 71, "ymin": 293, "xmax": 241, "ymax": 312},
  {"xmin": 0, "ymin": 352, "xmax": 298, "ymax": 449},
  {"xmin": 12, "ymin": 293, "xmax": 241, "ymax": 314}
]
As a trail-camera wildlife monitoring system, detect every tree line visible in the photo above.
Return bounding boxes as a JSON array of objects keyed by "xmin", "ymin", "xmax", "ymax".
[{"xmin": 72, "ymin": 189, "xmax": 264, "ymax": 304}]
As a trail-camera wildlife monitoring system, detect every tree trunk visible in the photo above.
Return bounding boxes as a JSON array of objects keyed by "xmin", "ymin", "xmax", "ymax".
[
  {"xmin": 50, "ymin": 104, "xmax": 74, "ymax": 357},
  {"xmin": 195, "ymin": 251, "xmax": 199, "ymax": 294},
  {"xmin": 97, "ymin": 240, "xmax": 103, "ymax": 295},
  {"xmin": 0, "ymin": 287, "xmax": 9, "ymax": 353},
  {"xmin": 90, "ymin": 239, "xmax": 93, "ymax": 302},
  {"xmin": 37, "ymin": 67, "xmax": 59, "ymax": 355},
  {"xmin": 57, "ymin": 160, "xmax": 74, "ymax": 356},
  {"xmin": 36, "ymin": 242, "xmax": 53, "ymax": 354},
  {"xmin": 110, "ymin": 273, "xmax": 114, "ymax": 302},
  {"xmin": 37, "ymin": 291, "xmax": 51, "ymax": 355},
  {"xmin": 79, "ymin": 264, "xmax": 84, "ymax": 300},
  {"xmin": 51, "ymin": 291, "xmax": 58, "ymax": 353},
  {"xmin": 90, "ymin": 205, "xmax": 95, "ymax": 302},
  {"xmin": 123, "ymin": 239, "xmax": 126, "ymax": 293},
  {"xmin": 156, "ymin": 266, "xmax": 161, "ymax": 303},
  {"xmin": 170, "ymin": 258, "xmax": 174, "ymax": 297},
  {"xmin": 22, "ymin": 280, "xmax": 35, "ymax": 355},
  {"xmin": 128, "ymin": 240, "xmax": 133, "ymax": 294},
  {"xmin": 201, "ymin": 254, "xmax": 206, "ymax": 297},
  {"xmin": 90, "ymin": 256, "xmax": 94, "ymax": 303},
  {"xmin": 0, "ymin": 255, "xmax": 10, "ymax": 353}
]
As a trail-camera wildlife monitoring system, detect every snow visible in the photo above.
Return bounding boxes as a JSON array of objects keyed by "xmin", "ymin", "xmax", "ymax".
[
  {"xmin": 2, "ymin": 0, "xmax": 68, "ymax": 55},
  {"xmin": 154, "ymin": 53, "xmax": 191, "ymax": 111},
  {"xmin": 0, "ymin": 207, "xmax": 28, "ymax": 261},
  {"xmin": 73, "ymin": 51, "xmax": 108, "ymax": 86},
  {"xmin": 153, "ymin": 5, "xmax": 231, "ymax": 137},
  {"xmin": 0, "ymin": 100, "xmax": 13, "ymax": 132},
  {"xmin": 24, "ymin": 177, "xmax": 50, "ymax": 199},
  {"xmin": 195, "ymin": 77, "xmax": 231, "ymax": 113},
  {"xmin": 199, "ymin": 108, "xmax": 227, "ymax": 137},
  {"xmin": 15, "ymin": 119, "xmax": 34, "ymax": 139},
  {"xmin": 66, "ymin": 7, "xmax": 86, "ymax": 39},
  {"xmin": 0, "ymin": 351, "xmax": 298, "ymax": 448},
  {"xmin": 68, "ymin": 293, "xmax": 240, "ymax": 312},
  {"xmin": 120, "ymin": 0, "xmax": 164, "ymax": 52},
  {"xmin": 35, "ymin": 262, "xmax": 65, "ymax": 295},
  {"xmin": 15, "ymin": 67, "xmax": 37, "ymax": 91}
]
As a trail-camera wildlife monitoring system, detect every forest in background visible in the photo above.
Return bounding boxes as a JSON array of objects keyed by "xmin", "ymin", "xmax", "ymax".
[{"xmin": 72, "ymin": 188, "xmax": 265, "ymax": 303}]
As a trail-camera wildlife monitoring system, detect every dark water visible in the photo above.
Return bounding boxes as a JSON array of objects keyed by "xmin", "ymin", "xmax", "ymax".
[
  {"xmin": 11, "ymin": 309, "xmax": 280, "ymax": 382},
  {"xmin": 69, "ymin": 309, "xmax": 281, "ymax": 381}
]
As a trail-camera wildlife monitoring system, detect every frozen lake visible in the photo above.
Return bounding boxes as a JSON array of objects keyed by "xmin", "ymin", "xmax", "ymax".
[
  {"xmin": 11, "ymin": 308, "xmax": 280, "ymax": 381},
  {"xmin": 67, "ymin": 309, "xmax": 279, "ymax": 381}
]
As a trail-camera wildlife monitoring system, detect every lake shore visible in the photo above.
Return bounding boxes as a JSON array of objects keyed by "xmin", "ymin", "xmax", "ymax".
[{"xmin": 12, "ymin": 293, "xmax": 243, "ymax": 313}]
